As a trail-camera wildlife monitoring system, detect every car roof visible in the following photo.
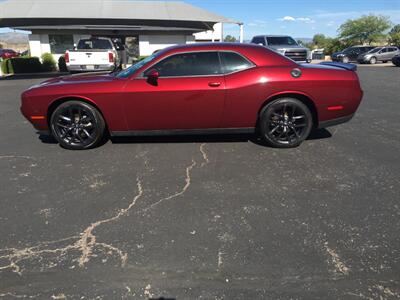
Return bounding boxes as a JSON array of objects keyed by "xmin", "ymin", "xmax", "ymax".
[
  {"xmin": 149, "ymin": 42, "xmax": 297, "ymax": 70},
  {"xmin": 252, "ymin": 35, "xmax": 291, "ymax": 38}
]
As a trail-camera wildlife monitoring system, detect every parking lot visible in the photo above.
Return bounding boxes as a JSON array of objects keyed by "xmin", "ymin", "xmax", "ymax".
[{"xmin": 0, "ymin": 65, "xmax": 399, "ymax": 299}]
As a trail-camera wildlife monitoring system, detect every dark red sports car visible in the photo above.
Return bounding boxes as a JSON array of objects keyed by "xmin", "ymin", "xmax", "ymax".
[
  {"xmin": 21, "ymin": 43, "xmax": 363, "ymax": 150},
  {"xmin": 0, "ymin": 48, "xmax": 20, "ymax": 59}
]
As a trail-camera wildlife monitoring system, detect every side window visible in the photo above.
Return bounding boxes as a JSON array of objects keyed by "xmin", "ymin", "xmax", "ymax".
[
  {"xmin": 144, "ymin": 52, "xmax": 221, "ymax": 77},
  {"xmin": 381, "ymin": 48, "xmax": 388, "ymax": 53},
  {"xmin": 252, "ymin": 37, "xmax": 266, "ymax": 45},
  {"xmin": 220, "ymin": 52, "xmax": 254, "ymax": 74}
]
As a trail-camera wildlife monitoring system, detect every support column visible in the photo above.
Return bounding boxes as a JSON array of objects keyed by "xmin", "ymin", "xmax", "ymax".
[{"xmin": 239, "ymin": 23, "xmax": 244, "ymax": 43}]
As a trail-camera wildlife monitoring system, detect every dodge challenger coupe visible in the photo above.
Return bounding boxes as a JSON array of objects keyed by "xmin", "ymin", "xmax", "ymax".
[{"xmin": 21, "ymin": 43, "xmax": 363, "ymax": 150}]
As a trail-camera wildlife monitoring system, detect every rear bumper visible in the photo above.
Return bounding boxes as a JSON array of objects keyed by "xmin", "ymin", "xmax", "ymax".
[
  {"xmin": 318, "ymin": 114, "xmax": 354, "ymax": 129},
  {"xmin": 67, "ymin": 64, "xmax": 115, "ymax": 72}
]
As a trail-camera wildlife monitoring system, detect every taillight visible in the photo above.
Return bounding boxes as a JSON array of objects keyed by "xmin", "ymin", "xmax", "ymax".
[
  {"xmin": 65, "ymin": 52, "xmax": 69, "ymax": 63},
  {"xmin": 108, "ymin": 52, "xmax": 114, "ymax": 63}
]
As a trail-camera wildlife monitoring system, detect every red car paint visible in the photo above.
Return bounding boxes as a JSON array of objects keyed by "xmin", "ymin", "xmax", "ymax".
[
  {"xmin": 21, "ymin": 43, "xmax": 363, "ymax": 134},
  {"xmin": 0, "ymin": 49, "xmax": 20, "ymax": 59}
]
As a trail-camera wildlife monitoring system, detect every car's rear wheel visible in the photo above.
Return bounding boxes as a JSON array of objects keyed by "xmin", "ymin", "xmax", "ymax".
[
  {"xmin": 259, "ymin": 98, "xmax": 313, "ymax": 148},
  {"xmin": 50, "ymin": 101, "xmax": 106, "ymax": 150},
  {"xmin": 369, "ymin": 57, "xmax": 377, "ymax": 64}
]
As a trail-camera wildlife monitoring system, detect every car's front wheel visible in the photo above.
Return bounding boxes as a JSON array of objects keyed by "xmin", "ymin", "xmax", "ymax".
[
  {"xmin": 369, "ymin": 57, "xmax": 377, "ymax": 64},
  {"xmin": 259, "ymin": 98, "xmax": 313, "ymax": 148},
  {"xmin": 50, "ymin": 101, "xmax": 106, "ymax": 150}
]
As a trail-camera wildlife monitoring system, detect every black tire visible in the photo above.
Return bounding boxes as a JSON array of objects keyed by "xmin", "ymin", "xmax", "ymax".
[
  {"xmin": 369, "ymin": 57, "xmax": 377, "ymax": 64},
  {"xmin": 259, "ymin": 98, "xmax": 313, "ymax": 148},
  {"xmin": 50, "ymin": 101, "xmax": 106, "ymax": 150}
]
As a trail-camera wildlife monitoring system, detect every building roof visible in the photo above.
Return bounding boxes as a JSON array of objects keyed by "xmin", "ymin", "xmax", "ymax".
[{"xmin": 0, "ymin": 0, "xmax": 239, "ymax": 30}]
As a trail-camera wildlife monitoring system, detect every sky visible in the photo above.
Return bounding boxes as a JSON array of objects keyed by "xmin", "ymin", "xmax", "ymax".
[
  {"xmin": 187, "ymin": 0, "xmax": 400, "ymax": 39},
  {"xmin": 0, "ymin": 0, "xmax": 399, "ymax": 39}
]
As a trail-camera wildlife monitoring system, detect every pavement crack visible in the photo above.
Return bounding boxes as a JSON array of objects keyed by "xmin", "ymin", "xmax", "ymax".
[
  {"xmin": 0, "ymin": 179, "xmax": 143, "ymax": 273},
  {"xmin": 217, "ymin": 249, "xmax": 224, "ymax": 270},
  {"xmin": 75, "ymin": 178, "xmax": 143, "ymax": 267},
  {"xmin": 142, "ymin": 143, "xmax": 210, "ymax": 212},
  {"xmin": 199, "ymin": 143, "xmax": 210, "ymax": 166},
  {"xmin": 142, "ymin": 159, "xmax": 197, "ymax": 212},
  {"xmin": 325, "ymin": 242, "xmax": 350, "ymax": 276}
]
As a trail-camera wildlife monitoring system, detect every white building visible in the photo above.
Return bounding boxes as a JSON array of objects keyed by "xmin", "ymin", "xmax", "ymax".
[{"xmin": 0, "ymin": 0, "xmax": 242, "ymax": 62}]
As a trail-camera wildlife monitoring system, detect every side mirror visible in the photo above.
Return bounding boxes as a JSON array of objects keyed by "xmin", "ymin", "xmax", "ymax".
[{"xmin": 146, "ymin": 69, "xmax": 159, "ymax": 85}]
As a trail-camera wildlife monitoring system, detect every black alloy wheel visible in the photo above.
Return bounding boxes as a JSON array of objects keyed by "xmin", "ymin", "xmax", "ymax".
[
  {"xmin": 259, "ymin": 98, "xmax": 313, "ymax": 148},
  {"xmin": 50, "ymin": 101, "xmax": 106, "ymax": 150}
]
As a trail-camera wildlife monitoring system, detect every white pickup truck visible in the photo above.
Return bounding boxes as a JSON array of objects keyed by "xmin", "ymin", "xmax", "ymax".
[{"xmin": 65, "ymin": 38, "xmax": 119, "ymax": 72}]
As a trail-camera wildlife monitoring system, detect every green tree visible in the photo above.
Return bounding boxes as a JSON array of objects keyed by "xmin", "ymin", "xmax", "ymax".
[
  {"xmin": 224, "ymin": 35, "xmax": 237, "ymax": 43},
  {"xmin": 312, "ymin": 34, "xmax": 328, "ymax": 48},
  {"xmin": 338, "ymin": 15, "xmax": 392, "ymax": 45},
  {"xmin": 389, "ymin": 24, "xmax": 400, "ymax": 45}
]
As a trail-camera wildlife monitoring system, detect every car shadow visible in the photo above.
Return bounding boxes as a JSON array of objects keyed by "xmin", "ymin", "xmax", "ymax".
[
  {"xmin": 109, "ymin": 128, "xmax": 332, "ymax": 146},
  {"xmin": 38, "ymin": 128, "xmax": 332, "ymax": 147}
]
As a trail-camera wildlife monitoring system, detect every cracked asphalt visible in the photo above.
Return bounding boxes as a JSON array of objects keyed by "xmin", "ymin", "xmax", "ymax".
[{"xmin": 0, "ymin": 66, "xmax": 399, "ymax": 299}]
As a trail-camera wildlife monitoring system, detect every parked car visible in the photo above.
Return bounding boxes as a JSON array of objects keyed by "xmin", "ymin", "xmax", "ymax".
[
  {"xmin": 250, "ymin": 35, "xmax": 311, "ymax": 63},
  {"xmin": 21, "ymin": 43, "xmax": 363, "ymax": 150},
  {"xmin": 0, "ymin": 49, "xmax": 20, "ymax": 59},
  {"xmin": 331, "ymin": 46, "xmax": 375, "ymax": 63},
  {"xmin": 65, "ymin": 37, "xmax": 119, "ymax": 72},
  {"xmin": 392, "ymin": 54, "xmax": 400, "ymax": 67},
  {"xmin": 357, "ymin": 46, "xmax": 400, "ymax": 64}
]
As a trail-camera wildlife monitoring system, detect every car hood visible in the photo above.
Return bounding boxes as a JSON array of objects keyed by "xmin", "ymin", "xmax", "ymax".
[
  {"xmin": 357, "ymin": 52, "xmax": 372, "ymax": 58},
  {"xmin": 268, "ymin": 45, "xmax": 307, "ymax": 50},
  {"xmin": 36, "ymin": 73, "xmax": 117, "ymax": 87},
  {"xmin": 332, "ymin": 51, "xmax": 346, "ymax": 57}
]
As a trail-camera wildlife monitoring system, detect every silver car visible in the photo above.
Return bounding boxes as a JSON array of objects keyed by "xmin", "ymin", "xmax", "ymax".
[
  {"xmin": 357, "ymin": 46, "xmax": 400, "ymax": 64},
  {"xmin": 250, "ymin": 35, "xmax": 312, "ymax": 63}
]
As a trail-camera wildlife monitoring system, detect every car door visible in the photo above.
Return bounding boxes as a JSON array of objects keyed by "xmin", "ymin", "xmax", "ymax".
[
  {"xmin": 387, "ymin": 47, "xmax": 398, "ymax": 60},
  {"xmin": 350, "ymin": 48, "xmax": 361, "ymax": 60},
  {"xmin": 122, "ymin": 51, "xmax": 226, "ymax": 131},
  {"xmin": 378, "ymin": 48, "xmax": 388, "ymax": 60},
  {"xmin": 219, "ymin": 51, "xmax": 263, "ymax": 128}
]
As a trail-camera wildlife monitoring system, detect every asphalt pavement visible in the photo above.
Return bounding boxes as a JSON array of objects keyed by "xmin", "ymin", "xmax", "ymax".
[{"xmin": 0, "ymin": 65, "xmax": 399, "ymax": 299}]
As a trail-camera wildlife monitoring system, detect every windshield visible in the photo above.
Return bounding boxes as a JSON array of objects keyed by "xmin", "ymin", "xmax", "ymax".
[
  {"xmin": 367, "ymin": 47, "xmax": 382, "ymax": 53},
  {"xmin": 116, "ymin": 53, "xmax": 161, "ymax": 78},
  {"xmin": 266, "ymin": 36, "xmax": 298, "ymax": 46},
  {"xmin": 342, "ymin": 47, "xmax": 355, "ymax": 53},
  {"xmin": 77, "ymin": 39, "xmax": 113, "ymax": 50}
]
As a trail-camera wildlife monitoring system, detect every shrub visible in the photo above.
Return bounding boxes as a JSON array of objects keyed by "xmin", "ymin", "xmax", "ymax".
[
  {"xmin": 1, "ymin": 57, "xmax": 42, "ymax": 74},
  {"xmin": 41, "ymin": 53, "xmax": 56, "ymax": 72},
  {"xmin": 1, "ymin": 59, "xmax": 13, "ymax": 74},
  {"xmin": 58, "ymin": 55, "xmax": 68, "ymax": 72}
]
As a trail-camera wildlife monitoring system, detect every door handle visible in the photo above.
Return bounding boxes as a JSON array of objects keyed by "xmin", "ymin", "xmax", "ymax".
[{"xmin": 208, "ymin": 82, "xmax": 221, "ymax": 87}]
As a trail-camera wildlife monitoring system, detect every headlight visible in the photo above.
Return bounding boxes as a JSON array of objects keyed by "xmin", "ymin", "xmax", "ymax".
[
  {"xmin": 276, "ymin": 49, "xmax": 286, "ymax": 55},
  {"xmin": 307, "ymin": 50, "xmax": 311, "ymax": 59}
]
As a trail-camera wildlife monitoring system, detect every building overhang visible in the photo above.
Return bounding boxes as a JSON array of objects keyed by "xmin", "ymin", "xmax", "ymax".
[
  {"xmin": 0, "ymin": 0, "xmax": 241, "ymax": 31},
  {"xmin": 14, "ymin": 24, "xmax": 208, "ymax": 36}
]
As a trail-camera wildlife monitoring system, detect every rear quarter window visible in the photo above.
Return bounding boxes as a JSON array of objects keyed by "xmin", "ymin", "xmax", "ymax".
[{"xmin": 219, "ymin": 52, "xmax": 254, "ymax": 74}]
